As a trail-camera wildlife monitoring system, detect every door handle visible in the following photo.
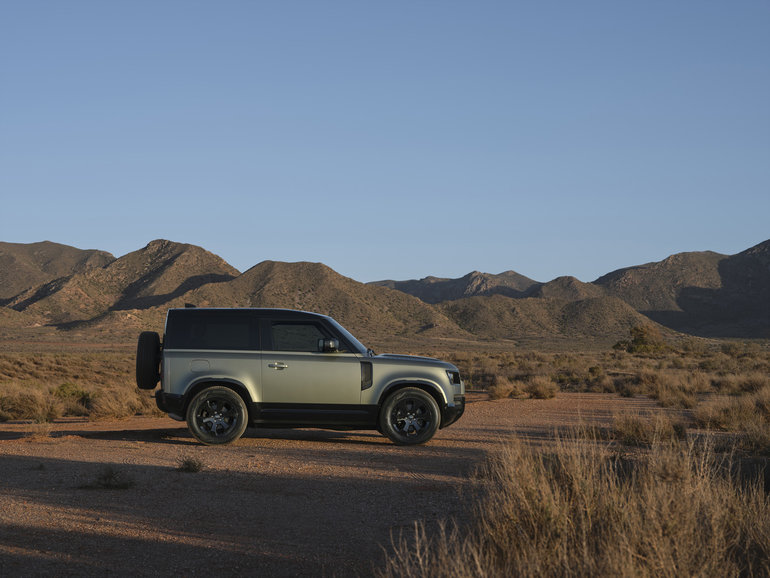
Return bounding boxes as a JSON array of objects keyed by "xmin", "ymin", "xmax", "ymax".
[{"xmin": 268, "ymin": 362, "xmax": 288, "ymax": 370}]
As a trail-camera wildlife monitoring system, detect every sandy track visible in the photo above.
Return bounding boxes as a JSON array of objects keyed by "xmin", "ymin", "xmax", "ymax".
[{"xmin": 0, "ymin": 393, "xmax": 662, "ymax": 576}]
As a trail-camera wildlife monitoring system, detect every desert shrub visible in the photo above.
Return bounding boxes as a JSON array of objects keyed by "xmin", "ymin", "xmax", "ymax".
[
  {"xmin": 177, "ymin": 457, "xmax": 205, "ymax": 473},
  {"xmin": 695, "ymin": 397, "xmax": 756, "ymax": 431},
  {"xmin": 552, "ymin": 363, "xmax": 615, "ymax": 393},
  {"xmin": 524, "ymin": 376, "xmax": 558, "ymax": 399},
  {"xmin": 614, "ymin": 324, "xmax": 669, "ymax": 355},
  {"xmin": 679, "ymin": 336, "xmax": 708, "ymax": 356},
  {"xmin": 592, "ymin": 375, "xmax": 615, "ymax": 393},
  {"xmin": 459, "ymin": 355, "xmax": 501, "ymax": 389},
  {"xmin": 636, "ymin": 369, "xmax": 662, "ymax": 387},
  {"xmin": 653, "ymin": 384, "xmax": 697, "ymax": 409},
  {"xmin": 698, "ymin": 353, "xmax": 738, "ymax": 373},
  {"xmin": 487, "ymin": 376, "xmax": 525, "ymax": 400},
  {"xmin": 52, "ymin": 382, "xmax": 94, "ymax": 416},
  {"xmin": 79, "ymin": 465, "xmax": 135, "ymax": 490},
  {"xmin": 737, "ymin": 373, "xmax": 770, "ymax": 393},
  {"xmin": 382, "ymin": 433, "xmax": 770, "ymax": 577}
]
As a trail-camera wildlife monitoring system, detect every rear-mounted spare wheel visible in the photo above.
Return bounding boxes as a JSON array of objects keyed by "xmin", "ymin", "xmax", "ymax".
[{"xmin": 136, "ymin": 331, "xmax": 161, "ymax": 390}]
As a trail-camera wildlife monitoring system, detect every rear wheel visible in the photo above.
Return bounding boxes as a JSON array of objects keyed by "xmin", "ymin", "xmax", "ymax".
[
  {"xmin": 186, "ymin": 387, "xmax": 248, "ymax": 445},
  {"xmin": 380, "ymin": 387, "xmax": 440, "ymax": 445},
  {"xmin": 135, "ymin": 331, "xmax": 161, "ymax": 390}
]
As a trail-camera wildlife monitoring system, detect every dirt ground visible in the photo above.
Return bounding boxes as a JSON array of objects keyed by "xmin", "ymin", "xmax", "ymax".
[{"xmin": 0, "ymin": 393, "xmax": 664, "ymax": 577}]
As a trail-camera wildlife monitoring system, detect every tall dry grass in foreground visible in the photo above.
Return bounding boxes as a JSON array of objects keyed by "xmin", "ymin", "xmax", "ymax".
[{"xmin": 382, "ymin": 432, "xmax": 770, "ymax": 577}]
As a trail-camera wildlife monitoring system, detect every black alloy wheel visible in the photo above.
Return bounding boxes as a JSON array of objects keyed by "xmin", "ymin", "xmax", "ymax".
[
  {"xmin": 186, "ymin": 386, "xmax": 248, "ymax": 445},
  {"xmin": 380, "ymin": 387, "xmax": 440, "ymax": 445}
]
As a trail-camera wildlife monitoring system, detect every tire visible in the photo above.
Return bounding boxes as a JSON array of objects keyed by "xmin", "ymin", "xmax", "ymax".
[
  {"xmin": 135, "ymin": 331, "xmax": 161, "ymax": 390},
  {"xmin": 379, "ymin": 387, "xmax": 441, "ymax": 446},
  {"xmin": 186, "ymin": 386, "xmax": 248, "ymax": 445}
]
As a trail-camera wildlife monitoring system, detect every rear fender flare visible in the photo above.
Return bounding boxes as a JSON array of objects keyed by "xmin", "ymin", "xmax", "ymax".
[{"xmin": 182, "ymin": 378, "xmax": 254, "ymax": 417}]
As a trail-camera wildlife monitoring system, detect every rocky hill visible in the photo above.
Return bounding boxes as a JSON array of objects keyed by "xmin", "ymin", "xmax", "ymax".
[
  {"xmin": 0, "ymin": 241, "xmax": 114, "ymax": 301},
  {"xmin": 5, "ymin": 240, "xmax": 239, "ymax": 324},
  {"xmin": 371, "ymin": 270, "xmax": 539, "ymax": 303},
  {"xmin": 593, "ymin": 250, "xmax": 726, "ymax": 311},
  {"xmin": 526, "ymin": 276, "xmax": 605, "ymax": 301},
  {"xmin": 593, "ymin": 243, "xmax": 770, "ymax": 338},
  {"xmin": 440, "ymin": 294, "xmax": 648, "ymax": 340}
]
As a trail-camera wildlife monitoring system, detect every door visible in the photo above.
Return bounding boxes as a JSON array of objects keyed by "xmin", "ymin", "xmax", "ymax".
[{"xmin": 260, "ymin": 320, "xmax": 362, "ymax": 407}]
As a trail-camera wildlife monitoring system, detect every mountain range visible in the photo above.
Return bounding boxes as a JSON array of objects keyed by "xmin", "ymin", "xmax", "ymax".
[{"xmin": 0, "ymin": 238, "xmax": 768, "ymax": 346}]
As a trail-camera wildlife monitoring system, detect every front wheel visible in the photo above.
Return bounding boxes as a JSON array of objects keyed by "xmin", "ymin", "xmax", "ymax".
[
  {"xmin": 186, "ymin": 387, "xmax": 248, "ymax": 445},
  {"xmin": 380, "ymin": 388, "xmax": 440, "ymax": 445}
]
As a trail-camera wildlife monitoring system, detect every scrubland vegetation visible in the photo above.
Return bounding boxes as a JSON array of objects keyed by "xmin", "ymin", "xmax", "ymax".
[
  {"xmin": 438, "ymin": 327, "xmax": 770, "ymax": 455},
  {"xmin": 382, "ymin": 430, "xmax": 770, "ymax": 577}
]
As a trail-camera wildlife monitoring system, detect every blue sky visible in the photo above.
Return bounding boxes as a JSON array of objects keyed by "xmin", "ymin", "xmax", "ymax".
[{"xmin": 2, "ymin": 1, "xmax": 768, "ymax": 283}]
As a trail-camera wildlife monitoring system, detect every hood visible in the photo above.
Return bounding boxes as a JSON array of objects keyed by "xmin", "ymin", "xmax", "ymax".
[
  {"xmin": 373, "ymin": 353, "xmax": 456, "ymax": 370},
  {"xmin": 375, "ymin": 353, "xmax": 440, "ymax": 362}
]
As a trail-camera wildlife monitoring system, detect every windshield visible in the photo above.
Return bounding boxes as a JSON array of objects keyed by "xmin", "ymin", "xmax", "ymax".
[{"xmin": 327, "ymin": 317, "xmax": 368, "ymax": 355}]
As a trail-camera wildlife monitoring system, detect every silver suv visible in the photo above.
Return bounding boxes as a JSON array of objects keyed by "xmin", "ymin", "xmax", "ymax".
[{"xmin": 136, "ymin": 308, "xmax": 465, "ymax": 445}]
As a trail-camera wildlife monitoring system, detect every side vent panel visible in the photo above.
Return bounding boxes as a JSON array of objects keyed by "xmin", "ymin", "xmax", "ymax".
[{"xmin": 360, "ymin": 361, "xmax": 373, "ymax": 391}]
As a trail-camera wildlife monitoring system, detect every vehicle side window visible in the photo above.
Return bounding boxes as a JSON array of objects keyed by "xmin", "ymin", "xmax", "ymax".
[
  {"xmin": 166, "ymin": 311, "xmax": 258, "ymax": 350},
  {"xmin": 271, "ymin": 322, "xmax": 331, "ymax": 352}
]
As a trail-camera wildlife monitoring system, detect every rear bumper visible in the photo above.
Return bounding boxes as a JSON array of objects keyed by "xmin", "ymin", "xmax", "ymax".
[
  {"xmin": 440, "ymin": 394, "xmax": 465, "ymax": 428},
  {"xmin": 155, "ymin": 390, "xmax": 185, "ymax": 420}
]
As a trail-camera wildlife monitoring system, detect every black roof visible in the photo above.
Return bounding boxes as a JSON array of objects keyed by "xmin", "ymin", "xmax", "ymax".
[{"xmin": 167, "ymin": 307, "xmax": 330, "ymax": 320}]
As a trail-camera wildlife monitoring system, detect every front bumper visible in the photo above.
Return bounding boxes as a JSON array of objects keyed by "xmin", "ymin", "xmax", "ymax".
[{"xmin": 440, "ymin": 394, "xmax": 465, "ymax": 428}]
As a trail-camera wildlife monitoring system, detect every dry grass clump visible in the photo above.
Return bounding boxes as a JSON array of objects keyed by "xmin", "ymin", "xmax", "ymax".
[
  {"xmin": 0, "ymin": 383, "xmax": 60, "ymax": 423},
  {"xmin": 487, "ymin": 373, "xmax": 561, "ymax": 401},
  {"xmin": 90, "ymin": 385, "xmax": 160, "ymax": 419},
  {"xmin": 0, "ymin": 379, "xmax": 158, "ymax": 422},
  {"xmin": 612, "ymin": 412, "xmax": 687, "ymax": 446},
  {"xmin": 0, "ymin": 350, "xmax": 161, "ymax": 422},
  {"xmin": 694, "ymin": 387, "xmax": 770, "ymax": 454},
  {"xmin": 381, "ymin": 433, "xmax": 770, "ymax": 577},
  {"xmin": 79, "ymin": 465, "xmax": 135, "ymax": 490},
  {"xmin": 524, "ymin": 376, "xmax": 558, "ymax": 399},
  {"xmin": 649, "ymin": 373, "xmax": 709, "ymax": 409}
]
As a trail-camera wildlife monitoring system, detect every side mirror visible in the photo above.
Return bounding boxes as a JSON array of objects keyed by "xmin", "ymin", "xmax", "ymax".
[{"xmin": 318, "ymin": 338, "xmax": 339, "ymax": 353}]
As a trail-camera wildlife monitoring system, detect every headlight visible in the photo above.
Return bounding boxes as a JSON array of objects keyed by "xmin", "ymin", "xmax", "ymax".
[{"xmin": 446, "ymin": 370, "xmax": 461, "ymax": 385}]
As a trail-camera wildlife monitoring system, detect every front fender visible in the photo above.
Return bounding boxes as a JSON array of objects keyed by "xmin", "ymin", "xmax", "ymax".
[{"xmin": 375, "ymin": 379, "xmax": 448, "ymax": 406}]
